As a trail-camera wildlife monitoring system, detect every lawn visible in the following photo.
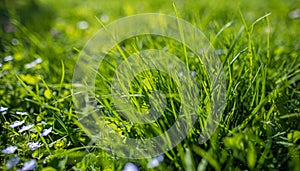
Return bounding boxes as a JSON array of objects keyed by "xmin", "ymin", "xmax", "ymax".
[{"xmin": 0, "ymin": 0, "xmax": 300, "ymax": 170}]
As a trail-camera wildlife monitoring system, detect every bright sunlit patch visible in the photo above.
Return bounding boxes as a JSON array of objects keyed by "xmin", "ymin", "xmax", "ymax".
[{"xmin": 19, "ymin": 74, "xmax": 41, "ymax": 85}]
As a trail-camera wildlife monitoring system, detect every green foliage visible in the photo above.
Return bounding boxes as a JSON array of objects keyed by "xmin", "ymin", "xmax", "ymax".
[{"xmin": 0, "ymin": 0, "xmax": 299, "ymax": 170}]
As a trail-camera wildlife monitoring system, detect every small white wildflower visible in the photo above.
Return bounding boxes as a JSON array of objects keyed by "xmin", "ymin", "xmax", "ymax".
[
  {"xmin": 190, "ymin": 71, "xmax": 196, "ymax": 77},
  {"xmin": 147, "ymin": 154, "xmax": 164, "ymax": 168},
  {"xmin": 25, "ymin": 63, "xmax": 34, "ymax": 69},
  {"xmin": 77, "ymin": 20, "xmax": 89, "ymax": 30},
  {"xmin": 178, "ymin": 71, "xmax": 184, "ymax": 77},
  {"xmin": 100, "ymin": 14, "xmax": 109, "ymax": 23},
  {"xmin": 40, "ymin": 127, "xmax": 52, "ymax": 136},
  {"xmin": 33, "ymin": 58, "xmax": 42, "ymax": 64},
  {"xmin": 122, "ymin": 163, "xmax": 139, "ymax": 171},
  {"xmin": 27, "ymin": 142, "xmax": 41, "ymax": 151},
  {"xmin": 10, "ymin": 120, "xmax": 25, "ymax": 128},
  {"xmin": 43, "ymin": 155, "xmax": 51, "ymax": 164},
  {"xmin": 21, "ymin": 159, "xmax": 36, "ymax": 171},
  {"xmin": 2, "ymin": 146, "xmax": 17, "ymax": 154},
  {"xmin": 199, "ymin": 48, "xmax": 205, "ymax": 54},
  {"xmin": 216, "ymin": 49, "xmax": 223, "ymax": 55},
  {"xmin": 289, "ymin": 9, "xmax": 300, "ymax": 19},
  {"xmin": 6, "ymin": 157, "xmax": 20, "ymax": 169},
  {"xmin": 163, "ymin": 46, "xmax": 168, "ymax": 51},
  {"xmin": 18, "ymin": 124, "xmax": 34, "ymax": 133},
  {"xmin": 0, "ymin": 107, "xmax": 8, "ymax": 112},
  {"xmin": 16, "ymin": 111, "xmax": 28, "ymax": 115},
  {"xmin": 4, "ymin": 55, "xmax": 13, "ymax": 62},
  {"xmin": 24, "ymin": 58, "xmax": 42, "ymax": 69}
]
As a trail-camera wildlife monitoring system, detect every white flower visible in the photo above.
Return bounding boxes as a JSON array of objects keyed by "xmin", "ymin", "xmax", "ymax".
[
  {"xmin": 122, "ymin": 163, "xmax": 139, "ymax": 171},
  {"xmin": 18, "ymin": 124, "xmax": 34, "ymax": 133},
  {"xmin": 191, "ymin": 71, "xmax": 196, "ymax": 77},
  {"xmin": 100, "ymin": 14, "xmax": 109, "ymax": 23},
  {"xmin": 77, "ymin": 20, "xmax": 89, "ymax": 30},
  {"xmin": 0, "ymin": 107, "xmax": 8, "ymax": 112},
  {"xmin": 4, "ymin": 55, "xmax": 13, "ymax": 62},
  {"xmin": 289, "ymin": 9, "xmax": 300, "ymax": 19},
  {"xmin": 178, "ymin": 71, "xmax": 184, "ymax": 77},
  {"xmin": 16, "ymin": 111, "xmax": 28, "ymax": 115},
  {"xmin": 24, "ymin": 58, "xmax": 42, "ymax": 69},
  {"xmin": 6, "ymin": 157, "xmax": 20, "ymax": 169},
  {"xmin": 20, "ymin": 159, "xmax": 36, "ymax": 171},
  {"xmin": 43, "ymin": 155, "xmax": 51, "ymax": 164},
  {"xmin": 27, "ymin": 142, "xmax": 41, "ymax": 151},
  {"xmin": 216, "ymin": 48, "xmax": 223, "ymax": 55},
  {"xmin": 10, "ymin": 121, "xmax": 25, "ymax": 128},
  {"xmin": 40, "ymin": 127, "xmax": 52, "ymax": 136},
  {"xmin": 2, "ymin": 146, "xmax": 17, "ymax": 154},
  {"xmin": 147, "ymin": 154, "xmax": 164, "ymax": 168}
]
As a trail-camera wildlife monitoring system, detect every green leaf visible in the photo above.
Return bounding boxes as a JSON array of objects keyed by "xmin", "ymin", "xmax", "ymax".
[
  {"xmin": 192, "ymin": 145, "xmax": 220, "ymax": 171},
  {"xmin": 247, "ymin": 143, "xmax": 257, "ymax": 169},
  {"xmin": 288, "ymin": 131, "xmax": 300, "ymax": 143},
  {"xmin": 41, "ymin": 167, "xmax": 57, "ymax": 171},
  {"xmin": 44, "ymin": 89, "xmax": 52, "ymax": 99}
]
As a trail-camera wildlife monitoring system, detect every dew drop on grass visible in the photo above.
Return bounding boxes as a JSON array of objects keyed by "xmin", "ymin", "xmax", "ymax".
[{"xmin": 11, "ymin": 38, "xmax": 19, "ymax": 46}]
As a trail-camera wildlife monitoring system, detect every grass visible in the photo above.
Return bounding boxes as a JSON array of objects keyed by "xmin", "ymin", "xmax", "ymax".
[{"xmin": 0, "ymin": 0, "xmax": 300, "ymax": 170}]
